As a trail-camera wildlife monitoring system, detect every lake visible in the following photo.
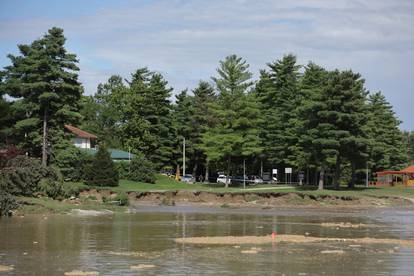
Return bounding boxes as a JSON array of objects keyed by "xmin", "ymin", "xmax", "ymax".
[{"xmin": 1, "ymin": 206, "xmax": 414, "ymax": 275}]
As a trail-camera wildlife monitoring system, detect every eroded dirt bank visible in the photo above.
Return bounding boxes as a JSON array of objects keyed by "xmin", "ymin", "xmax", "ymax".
[{"xmin": 79, "ymin": 189, "xmax": 414, "ymax": 208}]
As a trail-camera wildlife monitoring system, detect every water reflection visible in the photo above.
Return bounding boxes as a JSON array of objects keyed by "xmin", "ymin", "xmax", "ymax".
[{"xmin": 0, "ymin": 207, "xmax": 413, "ymax": 275}]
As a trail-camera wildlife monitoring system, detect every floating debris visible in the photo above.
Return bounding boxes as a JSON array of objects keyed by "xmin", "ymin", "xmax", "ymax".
[
  {"xmin": 130, "ymin": 264, "xmax": 155, "ymax": 270},
  {"xmin": 64, "ymin": 270, "xmax": 99, "ymax": 276},
  {"xmin": 321, "ymin": 250, "xmax": 345, "ymax": 254},
  {"xmin": 106, "ymin": 251, "xmax": 160, "ymax": 259}
]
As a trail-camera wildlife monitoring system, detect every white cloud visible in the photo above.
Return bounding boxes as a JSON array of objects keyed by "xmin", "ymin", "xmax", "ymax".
[{"xmin": 1, "ymin": 0, "xmax": 414, "ymax": 129}]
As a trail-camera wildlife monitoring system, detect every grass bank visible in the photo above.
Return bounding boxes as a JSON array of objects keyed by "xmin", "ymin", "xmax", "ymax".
[{"xmin": 106, "ymin": 175, "xmax": 414, "ymax": 200}]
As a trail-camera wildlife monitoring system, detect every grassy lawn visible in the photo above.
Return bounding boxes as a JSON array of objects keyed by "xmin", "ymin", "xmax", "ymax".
[{"xmin": 97, "ymin": 175, "xmax": 414, "ymax": 199}]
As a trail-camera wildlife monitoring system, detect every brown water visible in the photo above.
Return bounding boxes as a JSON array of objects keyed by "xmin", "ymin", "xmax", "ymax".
[{"xmin": 1, "ymin": 206, "xmax": 414, "ymax": 275}]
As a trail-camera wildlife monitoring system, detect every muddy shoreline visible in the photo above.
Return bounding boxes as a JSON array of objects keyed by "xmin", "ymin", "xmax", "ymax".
[{"xmin": 79, "ymin": 189, "xmax": 414, "ymax": 209}]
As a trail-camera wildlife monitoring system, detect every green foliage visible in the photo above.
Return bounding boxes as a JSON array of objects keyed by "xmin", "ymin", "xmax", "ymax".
[
  {"xmin": 114, "ymin": 192, "xmax": 129, "ymax": 206},
  {"xmin": 202, "ymin": 55, "xmax": 263, "ymax": 186},
  {"xmin": 403, "ymin": 131, "xmax": 414, "ymax": 164},
  {"xmin": 365, "ymin": 92, "xmax": 408, "ymax": 171},
  {"xmin": 51, "ymin": 139, "xmax": 88, "ymax": 181},
  {"xmin": 129, "ymin": 154, "xmax": 156, "ymax": 183},
  {"xmin": 0, "ymin": 190, "xmax": 17, "ymax": 216},
  {"xmin": 0, "ymin": 27, "xmax": 83, "ymax": 163},
  {"xmin": 39, "ymin": 178, "xmax": 64, "ymax": 199},
  {"xmin": 0, "ymin": 155, "xmax": 61, "ymax": 196},
  {"xmin": 115, "ymin": 161, "xmax": 131, "ymax": 179},
  {"xmin": 83, "ymin": 145, "xmax": 119, "ymax": 186}
]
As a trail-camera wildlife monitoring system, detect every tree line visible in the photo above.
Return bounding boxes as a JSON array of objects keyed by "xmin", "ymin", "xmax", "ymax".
[{"xmin": 1, "ymin": 27, "xmax": 413, "ymax": 189}]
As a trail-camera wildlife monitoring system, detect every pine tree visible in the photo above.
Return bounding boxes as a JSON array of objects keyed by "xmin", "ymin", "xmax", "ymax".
[
  {"xmin": 365, "ymin": 92, "xmax": 407, "ymax": 171},
  {"xmin": 258, "ymin": 54, "xmax": 301, "ymax": 172},
  {"xmin": 84, "ymin": 145, "xmax": 119, "ymax": 187},
  {"xmin": 203, "ymin": 55, "xmax": 262, "ymax": 187},
  {"xmin": 0, "ymin": 27, "xmax": 82, "ymax": 165},
  {"xmin": 403, "ymin": 131, "xmax": 414, "ymax": 164},
  {"xmin": 120, "ymin": 68, "xmax": 173, "ymax": 169},
  {"xmin": 171, "ymin": 89, "xmax": 195, "ymax": 175}
]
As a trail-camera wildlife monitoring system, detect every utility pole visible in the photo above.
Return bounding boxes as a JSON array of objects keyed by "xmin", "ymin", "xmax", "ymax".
[
  {"xmin": 366, "ymin": 163, "xmax": 369, "ymax": 188},
  {"xmin": 243, "ymin": 159, "xmax": 246, "ymax": 189},
  {"xmin": 183, "ymin": 137, "xmax": 186, "ymax": 176}
]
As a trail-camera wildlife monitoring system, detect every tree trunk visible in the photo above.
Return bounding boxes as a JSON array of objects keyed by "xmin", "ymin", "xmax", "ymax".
[
  {"xmin": 334, "ymin": 155, "xmax": 341, "ymax": 189},
  {"xmin": 348, "ymin": 162, "xmax": 356, "ymax": 189},
  {"xmin": 42, "ymin": 107, "xmax": 48, "ymax": 166},
  {"xmin": 204, "ymin": 159, "xmax": 209, "ymax": 183},
  {"xmin": 225, "ymin": 157, "xmax": 231, "ymax": 188},
  {"xmin": 192, "ymin": 162, "xmax": 198, "ymax": 181},
  {"xmin": 314, "ymin": 169, "xmax": 318, "ymax": 186},
  {"xmin": 318, "ymin": 168, "xmax": 325, "ymax": 190}
]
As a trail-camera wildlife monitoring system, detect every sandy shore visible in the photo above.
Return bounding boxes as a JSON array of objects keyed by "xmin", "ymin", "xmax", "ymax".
[{"xmin": 174, "ymin": 234, "xmax": 414, "ymax": 247}]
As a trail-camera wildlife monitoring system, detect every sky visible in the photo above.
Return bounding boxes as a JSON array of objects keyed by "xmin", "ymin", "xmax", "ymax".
[{"xmin": 0, "ymin": 0, "xmax": 413, "ymax": 130}]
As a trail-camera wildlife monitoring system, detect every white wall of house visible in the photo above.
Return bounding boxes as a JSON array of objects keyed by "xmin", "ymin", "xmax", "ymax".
[{"xmin": 73, "ymin": 137, "xmax": 91, "ymax": 149}]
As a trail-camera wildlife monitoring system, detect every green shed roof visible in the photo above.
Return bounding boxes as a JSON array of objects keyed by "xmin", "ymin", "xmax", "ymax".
[{"xmin": 82, "ymin": 148, "xmax": 134, "ymax": 160}]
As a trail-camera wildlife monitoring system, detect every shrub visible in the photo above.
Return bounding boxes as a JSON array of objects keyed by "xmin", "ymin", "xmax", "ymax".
[
  {"xmin": 129, "ymin": 154, "xmax": 156, "ymax": 184},
  {"xmin": 114, "ymin": 192, "xmax": 129, "ymax": 206},
  {"xmin": 39, "ymin": 179, "xmax": 64, "ymax": 200},
  {"xmin": 83, "ymin": 145, "xmax": 119, "ymax": 187},
  {"xmin": 51, "ymin": 141, "xmax": 88, "ymax": 181},
  {"xmin": 115, "ymin": 161, "xmax": 131, "ymax": 179},
  {"xmin": 0, "ymin": 190, "xmax": 17, "ymax": 216},
  {"xmin": 0, "ymin": 155, "xmax": 61, "ymax": 196}
]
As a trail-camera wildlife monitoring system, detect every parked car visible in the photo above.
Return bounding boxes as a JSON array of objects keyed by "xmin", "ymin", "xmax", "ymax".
[
  {"xmin": 250, "ymin": 175, "xmax": 263, "ymax": 184},
  {"xmin": 181, "ymin": 174, "xmax": 195, "ymax": 183},
  {"xmin": 231, "ymin": 175, "xmax": 250, "ymax": 185},
  {"xmin": 217, "ymin": 175, "xmax": 231, "ymax": 184}
]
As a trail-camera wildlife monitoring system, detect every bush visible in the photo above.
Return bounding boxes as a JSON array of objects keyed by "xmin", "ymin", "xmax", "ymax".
[
  {"xmin": 0, "ymin": 190, "xmax": 17, "ymax": 216},
  {"xmin": 129, "ymin": 154, "xmax": 156, "ymax": 184},
  {"xmin": 51, "ymin": 141, "xmax": 88, "ymax": 181},
  {"xmin": 0, "ymin": 155, "xmax": 61, "ymax": 196},
  {"xmin": 83, "ymin": 145, "xmax": 119, "ymax": 187},
  {"xmin": 39, "ymin": 179, "xmax": 64, "ymax": 199},
  {"xmin": 114, "ymin": 192, "xmax": 129, "ymax": 206},
  {"xmin": 115, "ymin": 161, "xmax": 131, "ymax": 179}
]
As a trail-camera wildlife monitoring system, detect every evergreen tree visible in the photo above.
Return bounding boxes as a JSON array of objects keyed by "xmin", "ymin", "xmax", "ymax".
[
  {"xmin": 121, "ymin": 68, "xmax": 173, "ymax": 169},
  {"xmin": 258, "ymin": 54, "xmax": 301, "ymax": 172},
  {"xmin": 365, "ymin": 92, "xmax": 408, "ymax": 171},
  {"xmin": 171, "ymin": 89, "xmax": 195, "ymax": 175},
  {"xmin": 80, "ymin": 75, "xmax": 126, "ymax": 148},
  {"xmin": 403, "ymin": 131, "xmax": 414, "ymax": 164},
  {"xmin": 191, "ymin": 81, "xmax": 217, "ymax": 180},
  {"xmin": 0, "ymin": 27, "xmax": 82, "ymax": 165},
  {"xmin": 84, "ymin": 145, "xmax": 119, "ymax": 187},
  {"xmin": 203, "ymin": 55, "xmax": 262, "ymax": 187}
]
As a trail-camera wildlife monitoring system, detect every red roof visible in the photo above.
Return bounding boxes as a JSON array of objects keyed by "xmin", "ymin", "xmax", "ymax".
[
  {"xmin": 376, "ymin": 170, "xmax": 402, "ymax": 176},
  {"xmin": 401, "ymin": 165, "xmax": 414, "ymax": 173},
  {"xmin": 65, "ymin": 125, "xmax": 97, "ymax": 139}
]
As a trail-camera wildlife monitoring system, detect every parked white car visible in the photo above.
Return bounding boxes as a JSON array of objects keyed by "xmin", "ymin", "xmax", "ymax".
[
  {"xmin": 250, "ymin": 175, "xmax": 263, "ymax": 184},
  {"xmin": 217, "ymin": 175, "xmax": 231, "ymax": 184},
  {"xmin": 181, "ymin": 174, "xmax": 195, "ymax": 183}
]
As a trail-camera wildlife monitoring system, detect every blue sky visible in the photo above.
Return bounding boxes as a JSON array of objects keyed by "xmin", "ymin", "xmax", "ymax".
[{"xmin": 1, "ymin": 0, "xmax": 413, "ymax": 130}]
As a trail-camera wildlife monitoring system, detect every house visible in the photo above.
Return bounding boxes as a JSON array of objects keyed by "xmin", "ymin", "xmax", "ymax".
[
  {"xmin": 65, "ymin": 125, "xmax": 133, "ymax": 161},
  {"xmin": 65, "ymin": 125, "xmax": 97, "ymax": 149},
  {"xmin": 374, "ymin": 165, "xmax": 414, "ymax": 187}
]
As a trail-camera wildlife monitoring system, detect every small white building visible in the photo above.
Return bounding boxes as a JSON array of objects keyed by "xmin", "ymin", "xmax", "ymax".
[{"xmin": 65, "ymin": 125, "xmax": 97, "ymax": 149}]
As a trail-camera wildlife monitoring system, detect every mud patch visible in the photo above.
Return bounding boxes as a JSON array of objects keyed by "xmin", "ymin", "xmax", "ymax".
[
  {"xmin": 0, "ymin": 265, "xmax": 14, "ymax": 272},
  {"xmin": 175, "ymin": 235, "xmax": 414, "ymax": 248},
  {"xmin": 70, "ymin": 209, "xmax": 113, "ymax": 216},
  {"xmin": 321, "ymin": 222, "xmax": 378, "ymax": 228},
  {"xmin": 106, "ymin": 251, "xmax": 160, "ymax": 259}
]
